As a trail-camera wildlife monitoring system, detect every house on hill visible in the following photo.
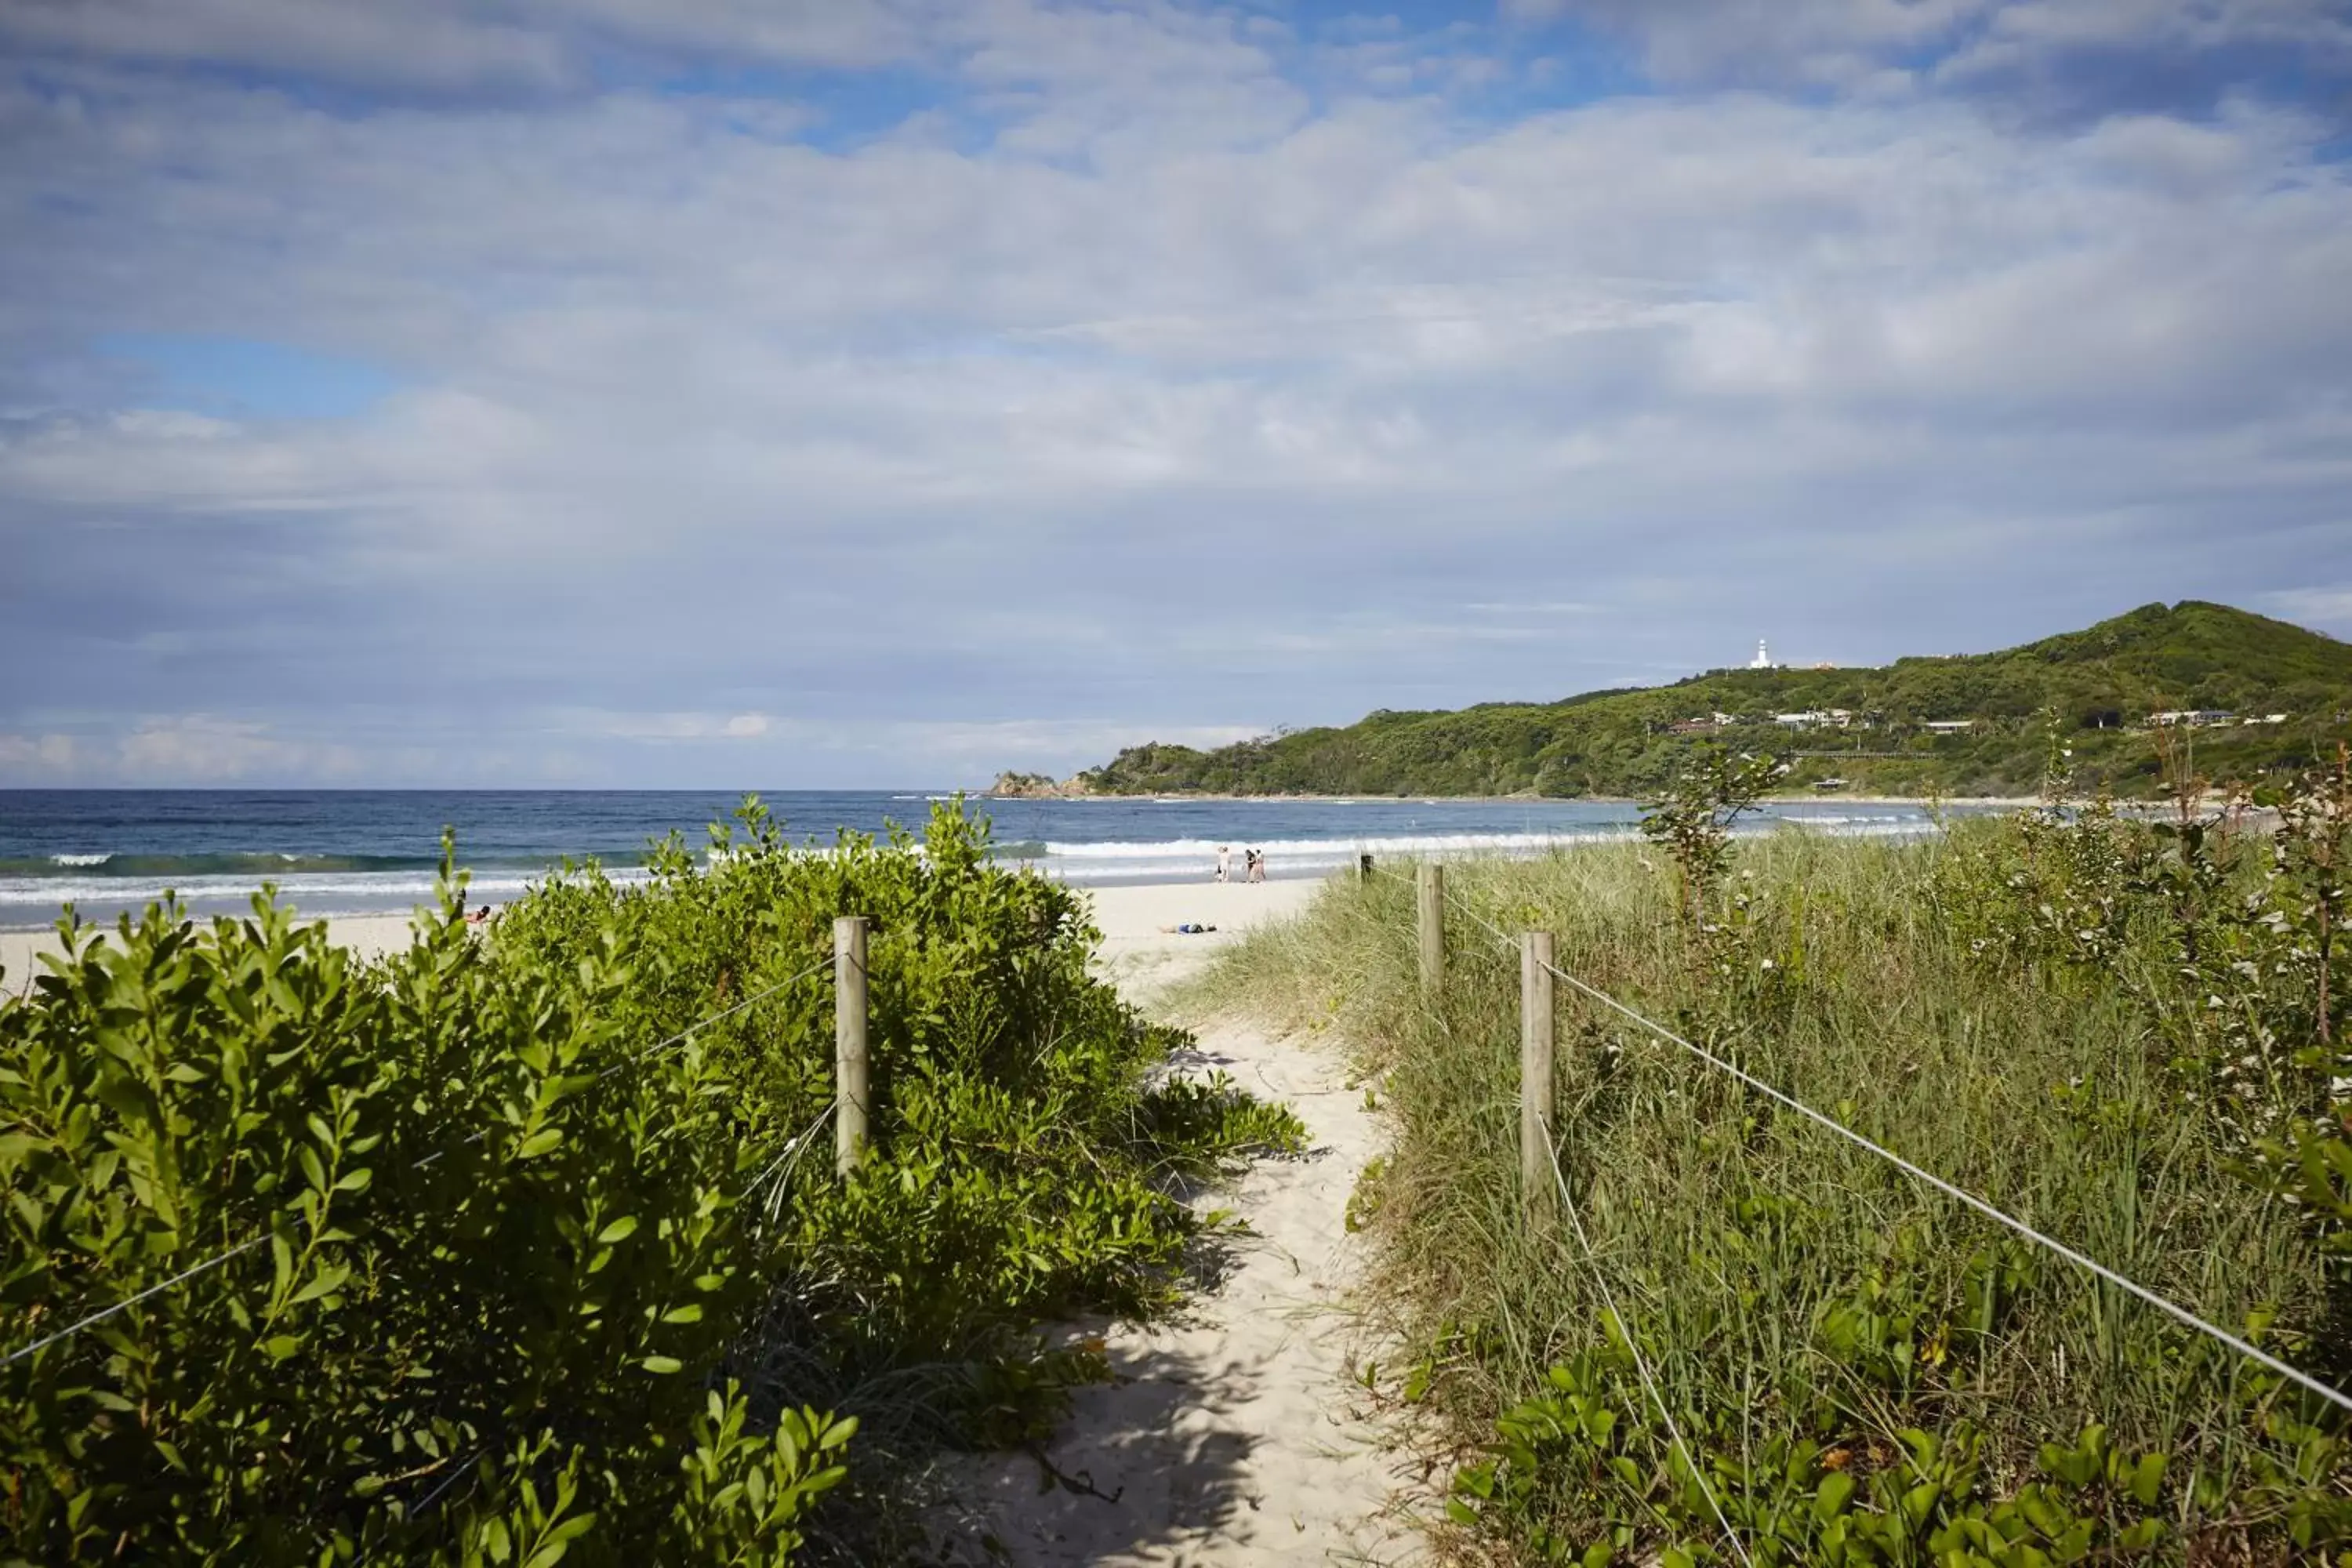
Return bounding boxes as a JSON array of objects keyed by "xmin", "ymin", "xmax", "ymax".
[{"xmin": 1670, "ymin": 711, "xmax": 1739, "ymax": 735}]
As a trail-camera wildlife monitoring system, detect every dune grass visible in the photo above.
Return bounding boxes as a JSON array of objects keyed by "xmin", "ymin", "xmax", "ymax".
[{"xmin": 1185, "ymin": 820, "xmax": 2349, "ymax": 1564}]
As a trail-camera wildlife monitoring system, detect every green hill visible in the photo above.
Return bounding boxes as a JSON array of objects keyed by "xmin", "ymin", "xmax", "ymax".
[{"xmin": 1072, "ymin": 601, "xmax": 2352, "ymax": 799}]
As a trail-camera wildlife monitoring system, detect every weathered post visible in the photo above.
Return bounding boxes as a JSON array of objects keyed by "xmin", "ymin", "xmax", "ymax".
[
  {"xmin": 1359, "ymin": 852, "xmax": 1374, "ymax": 884},
  {"xmin": 1417, "ymin": 862, "xmax": 1445, "ymax": 998},
  {"xmin": 834, "ymin": 916, "xmax": 869, "ymax": 1175},
  {"xmin": 1521, "ymin": 930, "xmax": 1556, "ymax": 1227}
]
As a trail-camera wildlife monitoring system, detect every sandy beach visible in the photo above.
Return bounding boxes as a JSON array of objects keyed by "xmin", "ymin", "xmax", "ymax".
[
  {"xmin": 1083, "ymin": 879, "xmax": 1321, "ymax": 1004},
  {"xmin": 1, "ymin": 882, "xmax": 1323, "ymax": 999},
  {"xmin": 0, "ymin": 913, "xmax": 421, "ymax": 993}
]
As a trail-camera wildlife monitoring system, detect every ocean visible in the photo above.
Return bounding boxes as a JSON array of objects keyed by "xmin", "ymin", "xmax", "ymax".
[{"xmin": 0, "ymin": 789, "xmax": 1963, "ymax": 930}]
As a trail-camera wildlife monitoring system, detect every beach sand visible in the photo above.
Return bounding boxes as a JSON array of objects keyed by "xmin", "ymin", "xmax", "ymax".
[
  {"xmin": 0, "ymin": 912, "xmax": 420, "ymax": 993},
  {"xmin": 0, "ymin": 884, "xmax": 1317, "ymax": 996},
  {"xmin": 1082, "ymin": 878, "xmax": 1323, "ymax": 1006}
]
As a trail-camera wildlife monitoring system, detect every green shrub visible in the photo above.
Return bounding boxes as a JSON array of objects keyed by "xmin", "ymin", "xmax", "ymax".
[{"xmin": 0, "ymin": 800, "xmax": 1301, "ymax": 1563}]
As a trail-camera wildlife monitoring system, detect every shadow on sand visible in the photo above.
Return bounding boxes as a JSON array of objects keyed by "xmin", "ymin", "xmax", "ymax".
[{"xmin": 934, "ymin": 1327, "xmax": 1291, "ymax": 1566}]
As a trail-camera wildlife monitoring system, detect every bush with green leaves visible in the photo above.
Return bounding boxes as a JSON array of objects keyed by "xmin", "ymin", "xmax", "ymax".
[
  {"xmin": 1638, "ymin": 746, "xmax": 1787, "ymax": 930},
  {"xmin": 0, "ymin": 799, "xmax": 1301, "ymax": 1564}
]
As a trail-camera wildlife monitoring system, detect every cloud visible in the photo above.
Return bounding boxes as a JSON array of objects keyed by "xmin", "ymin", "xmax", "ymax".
[
  {"xmin": 0, "ymin": 2, "xmax": 2347, "ymax": 786},
  {"xmin": 0, "ymin": 732, "xmax": 80, "ymax": 776},
  {"xmin": 1542, "ymin": 0, "xmax": 2352, "ymax": 121},
  {"xmin": 2265, "ymin": 588, "xmax": 2352, "ymax": 634},
  {"xmin": 111, "ymin": 714, "xmax": 362, "ymax": 780},
  {"xmin": 0, "ymin": 0, "xmax": 576, "ymax": 94},
  {"xmin": 1531, "ymin": 0, "xmax": 1986, "ymax": 89}
]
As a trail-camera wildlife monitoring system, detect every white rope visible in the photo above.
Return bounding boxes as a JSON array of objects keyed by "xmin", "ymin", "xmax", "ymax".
[
  {"xmin": 1408, "ymin": 866, "xmax": 2352, "ymax": 1415},
  {"xmin": 1, "ymin": 1236, "xmax": 267, "ymax": 1368},
  {"xmin": 1534, "ymin": 952, "xmax": 2352, "ymax": 1417},
  {"xmin": 4, "ymin": 952, "xmax": 838, "ymax": 1368},
  {"xmin": 743, "ymin": 1098, "xmax": 838, "ymax": 1217},
  {"xmin": 408, "ymin": 1446, "xmax": 481, "ymax": 1520},
  {"xmin": 598, "ymin": 954, "xmax": 834, "ymax": 1080},
  {"xmin": 1540, "ymin": 1112, "xmax": 1755, "ymax": 1568}
]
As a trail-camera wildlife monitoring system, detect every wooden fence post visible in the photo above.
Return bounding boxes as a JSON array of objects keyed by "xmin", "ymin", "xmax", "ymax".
[
  {"xmin": 1521, "ymin": 930, "xmax": 1556, "ymax": 1227},
  {"xmin": 1417, "ymin": 862, "xmax": 1445, "ymax": 998},
  {"xmin": 1359, "ymin": 852, "xmax": 1374, "ymax": 884},
  {"xmin": 834, "ymin": 916, "xmax": 869, "ymax": 1175}
]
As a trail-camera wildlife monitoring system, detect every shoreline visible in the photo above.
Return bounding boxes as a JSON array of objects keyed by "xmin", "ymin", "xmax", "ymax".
[
  {"xmin": 0, "ymin": 799, "xmax": 1991, "ymax": 938},
  {"xmin": 985, "ymin": 789, "xmax": 2043, "ymax": 807},
  {"xmin": 2, "ymin": 880, "xmax": 1326, "ymax": 992}
]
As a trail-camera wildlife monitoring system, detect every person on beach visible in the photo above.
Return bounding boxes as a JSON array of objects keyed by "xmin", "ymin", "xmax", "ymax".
[
  {"xmin": 1247, "ymin": 848, "xmax": 1265, "ymax": 883},
  {"xmin": 1215, "ymin": 844, "xmax": 1231, "ymax": 882}
]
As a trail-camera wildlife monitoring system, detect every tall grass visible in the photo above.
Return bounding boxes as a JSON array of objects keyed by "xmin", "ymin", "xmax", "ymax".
[{"xmin": 1190, "ymin": 824, "xmax": 2348, "ymax": 1564}]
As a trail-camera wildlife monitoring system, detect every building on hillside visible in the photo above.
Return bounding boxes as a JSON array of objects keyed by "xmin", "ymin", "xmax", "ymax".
[
  {"xmin": 2150, "ymin": 710, "xmax": 2237, "ymax": 728},
  {"xmin": 1775, "ymin": 710, "xmax": 1857, "ymax": 731},
  {"xmin": 1922, "ymin": 720, "xmax": 1975, "ymax": 733},
  {"xmin": 1671, "ymin": 711, "xmax": 1743, "ymax": 735}
]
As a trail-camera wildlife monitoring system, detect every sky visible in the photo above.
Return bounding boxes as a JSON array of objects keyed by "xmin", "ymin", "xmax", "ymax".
[{"xmin": 3, "ymin": 0, "xmax": 2350, "ymax": 789}]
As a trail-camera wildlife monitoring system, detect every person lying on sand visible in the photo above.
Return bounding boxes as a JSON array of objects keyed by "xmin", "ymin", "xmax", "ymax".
[{"xmin": 1157, "ymin": 922, "xmax": 1218, "ymax": 935}]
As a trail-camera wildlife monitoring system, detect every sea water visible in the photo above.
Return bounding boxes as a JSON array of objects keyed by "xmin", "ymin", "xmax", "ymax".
[{"xmin": 0, "ymin": 789, "xmax": 1968, "ymax": 929}]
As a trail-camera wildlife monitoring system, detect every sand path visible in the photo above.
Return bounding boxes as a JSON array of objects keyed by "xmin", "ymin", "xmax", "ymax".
[{"xmin": 944, "ymin": 883, "xmax": 1421, "ymax": 1566}]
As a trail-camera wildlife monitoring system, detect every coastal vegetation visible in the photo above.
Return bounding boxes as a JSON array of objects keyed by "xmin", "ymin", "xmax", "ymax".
[
  {"xmin": 986, "ymin": 771, "xmax": 1083, "ymax": 800},
  {"xmin": 1072, "ymin": 601, "xmax": 2352, "ymax": 800},
  {"xmin": 1192, "ymin": 753, "xmax": 2352, "ymax": 1563},
  {"xmin": 0, "ymin": 800, "xmax": 1303, "ymax": 1563}
]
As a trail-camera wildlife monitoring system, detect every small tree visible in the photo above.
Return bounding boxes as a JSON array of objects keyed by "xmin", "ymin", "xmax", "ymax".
[
  {"xmin": 1641, "ymin": 747, "xmax": 1786, "ymax": 927},
  {"xmin": 2241, "ymin": 748, "xmax": 2352, "ymax": 1294},
  {"xmin": 2277, "ymin": 744, "xmax": 2352, "ymax": 1049}
]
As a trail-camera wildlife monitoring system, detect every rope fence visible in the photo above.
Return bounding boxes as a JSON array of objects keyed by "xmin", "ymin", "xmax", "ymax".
[
  {"xmin": 1354, "ymin": 854, "xmax": 2352, "ymax": 1420},
  {"xmin": 1538, "ymin": 1109, "xmax": 1755, "ymax": 1568}
]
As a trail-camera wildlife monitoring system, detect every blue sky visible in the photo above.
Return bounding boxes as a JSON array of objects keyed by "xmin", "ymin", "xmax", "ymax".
[
  {"xmin": 3, "ymin": 0, "xmax": 2350, "ymax": 787},
  {"xmin": 95, "ymin": 336, "xmax": 405, "ymax": 420}
]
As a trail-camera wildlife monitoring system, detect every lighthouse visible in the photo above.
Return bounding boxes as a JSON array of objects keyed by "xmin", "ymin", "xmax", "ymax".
[{"xmin": 1749, "ymin": 639, "xmax": 1773, "ymax": 670}]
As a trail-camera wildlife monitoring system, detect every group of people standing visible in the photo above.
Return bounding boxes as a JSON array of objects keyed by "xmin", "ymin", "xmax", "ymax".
[{"xmin": 1214, "ymin": 844, "xmax": 1267, "ymax": 883}]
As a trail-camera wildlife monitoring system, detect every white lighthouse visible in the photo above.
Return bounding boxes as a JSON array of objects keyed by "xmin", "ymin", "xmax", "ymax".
[{"xmin": 1749, "ymin": 639, "xmax": 1773, "ymax": 670}]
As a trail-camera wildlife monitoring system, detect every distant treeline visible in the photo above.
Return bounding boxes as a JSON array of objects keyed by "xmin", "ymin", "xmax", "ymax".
[{"xmin": 1073, "ymin": 601, "xmax": 2352, "ymax": 799}]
